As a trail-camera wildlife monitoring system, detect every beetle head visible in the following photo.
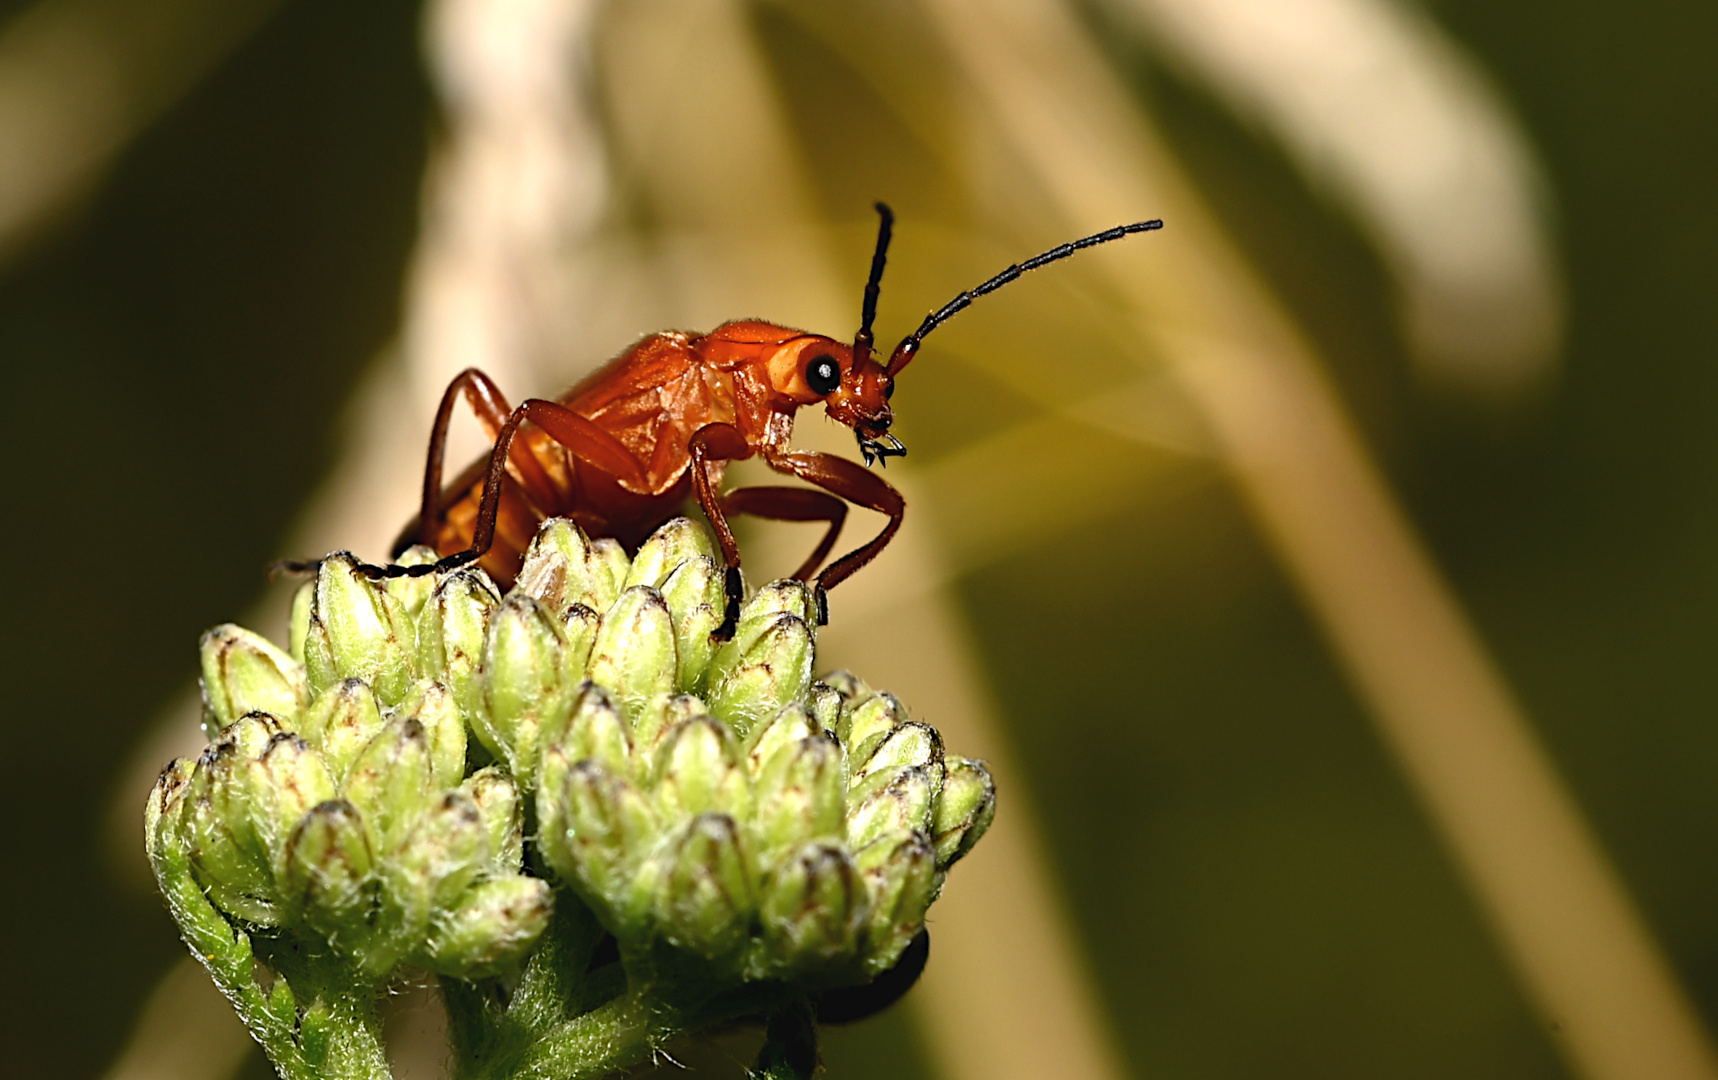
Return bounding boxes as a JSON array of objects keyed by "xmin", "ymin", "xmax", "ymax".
[{"xmin": 769, "ymin": 336, "xmax": 902, "ymax": 466}]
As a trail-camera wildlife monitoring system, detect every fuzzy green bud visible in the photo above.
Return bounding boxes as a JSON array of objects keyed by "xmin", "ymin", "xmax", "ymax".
[
  {"xmin": 752, "ymin": 734, "xmax": 845, "ymax": 860},
  {"xmin": 480, "ymin": 593, "xmax": 573, "ymax": 777},
  {"xmin": 550, "ymin": 682, "xmax": 632, "ymax": 779},
  {"xmin": 705, "ymin": 613, "xmax": 813, "ymax": 739},
  {"xmin": 624, "ymin": 516, "xmax": 719, "ymax": 591},
  {"xmin": 247, "ymin": 733, "xmax": 337, "ymax": 880},
  {"xmin": 543, "ymin": 760, "xmax": 659, "ymax": 920},
  {"xmin": 147, "ymin": 758, "xmax": 196, "ymax": 855},
  {"xmin": 757, "ymin": 842, "xmax": 866, "ymax": 977},
  {"xmin": 560, "ymin": 603, "xmax": 601, "ymax": 686},
  {"xmin": 838, "ymin": 691, "xmax": 908, "ymax": 773},
  {"xmin": 421, "ymin": 876, "xmax": 553, "ymax": 978},
  {"xmin": 460, "ymin": 766, "xmax": 524, "ymax": 874},
  {"xmin": 854, "ymin": 829, "xmax": 937, "ymax": 974},
  {"xmin": 932, "ymin": 757, "xmax": 996, "ymax": 869},
  {"xmin": 744, "ymin": 704, "xmax": 819, "ymax": 774},
  {"xmin": 808, "ymin": 682, "xmax": 844, "ymax": 735},
  {"xmin": 850, "ymin": 720, "xmax": 945, "ymax": 790},
  {"xmin": 199, "ymin": 625, "xmax": 307, "ymax": 737},
  {"xmin": 395, "ymin": 791, "xmax": 488, "ymax": 910},
  {"xmin": 297, "ymin": 678, "xmax": 385, "ymax": 785},
  {"xmin": 383, "ymin": 546, "xmax": 441, "ymax": 624},
  {"xmin": 301, "ymin": 553, "xmax": 418, "ymax": 706},
  {"xmin": 737, "ymin": 579, "xmax": 819, "ymax": 628},
  {"xmin": 417, "ymin": 569, "xmax": 498, "ymax": 727},
  {"xmin": 644, "ymin": 812, "xmax": 755, "ymax": 962},
  {"xmin": 651, "ymin": 716, "xmax": 749, "ymax": 825},
  {"xmin": 186, "ymin": 730, "xmax": 279, "ymax": 925},
  {"xmin": 393, "ymin": 679, "xmax": 466, "ymax": 790},
  {"xmin": 341, "ymin": 718, "xmax": 435, "ymax": 852},
  {"xmin": 515, "ymin": 518, "xmax": 623, "ymax": 616},
  {"xmin": 586, "ymin": 587, "xmax": 678, "ymax": 736},
  {"xmin": 659, "ymin": 555, "xmax": 724, "ymax": 692},
  {"xmin": 846, "ymin": 767, "xmax": 936, "ymax": 851},
  {"xmin": 282, "ymin": 799, "xmax": 374, "ymax": 932}
]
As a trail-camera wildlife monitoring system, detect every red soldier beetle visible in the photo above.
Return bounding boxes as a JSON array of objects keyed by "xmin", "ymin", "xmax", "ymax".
[{"xmin": 315, "ymin": 204, "xmax": 1161, "ymax": 638}]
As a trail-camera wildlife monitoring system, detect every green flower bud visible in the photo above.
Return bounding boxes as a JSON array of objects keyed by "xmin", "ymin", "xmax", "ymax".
[
  {"xmin": 659, "ymin": 555, "xmax": 723, "ymax": 692},
  {"xmin": 545, "ymin": 760, "xmax": 658, "ymax": 923},
  {"xmin": 480, "ymin": 593, "xmax": 573, "ymax": 778},
  {"xmin": 297, "ymin": 678, "xmax": 385, "ymax": 786},
  {"xmin": 850, "ymin": 720, "xmax": 944, "ymax": 790},
  {"xmin": 515, "ymin": 518, "xmax": 623, "ymax": 616},
  {"xmin": 301, "ymin": 553, "xmax": 418, "ymax": 706},
  {"xmin": 395, "ymin": 791, "xmax": 488, "ymax": 909},
  {"xmin": 651, "ymin": 716, "xmax": 749, "ymax": 825},
  {"xmin": 744, "ymin": 705, "xmax": 819, "ymax": 774},
  {"xmin": 384, "ymin": 545, "xmax": 442, "ymax": 624},
  {"xmin": 931, "ymin": 757, "xmax": 995, "ymax": 869},
  {"xmin": 736, "ymin": 579, "xmax": 818, "ymax": 630},
  {"xmin": 421, "ymin": 876, "xmax": 553, "ymax": 978},
  {"xmin": 289, "ymin": 580, "xmax": 314, "ymax": 664},
  {"xmin": 417, "ymin": 569, "xmax": 499, "ymax": 727},
  {"xmin": 751, "ymin": 734, "xmax": 844, "ymax": 860},
  {"xmin": 146, "ymin": 758, "xmax": 197, "ymax": 869},
  {"xmin": 705, "ymin": 614, "xmax": 813, "ymax": 739},
  {"xmin": 247, "ymin": 732, "xmax": 337, "ymax": 881},
  {"xmin": 393, "ymin": 679, "xmax": 466, "ymax": 790},
  {"xmin": 854, "ymin": 829, "xmax": 937, "ymax": 975},
  {"xmin": 459, "ymin": 766, "xmax": 524, "ymax": 874},
  {"xmin": 645, "ymin": 812, "xmax": 755, "ymax": 962},
  {"xmin": 186, "ymin": 731, "xmax": 279, "ymax": 925},
  {"xmin": 560, "ymin": 603, "xmax": 601, "ymax": 687},
  {"xmin": 282, "ymin": 799, "xmax": 374, "ymax": 932},
  {"xmin": 341, "ymin": 718, "xmax": 435, "ymax": 853},
  {"xmin": 837, "ymin": 691, "xmax": 907, "ymax": 771},
  {"xmin": 222, "ymin": 710, "xmax": 287, "ymax": 760},
  {"xmin": 756, "ymin": 842, "xmax": 866, "ymax": 977},
  {"xmin": 808, "ymin": 682, "xmax": 844, "ymax": 735},
  {"xmin": 586, "ymin": 587, "xmax": 678, "ymax": 735},
  {"xmin": 591, "ymin": 538, "xmax": 631, "ymax": 602},
  {"xmin": 818, "ymin": 670, "xmax": 868, "ymax": 705},
  {"xmin": 199, "ymin": 625, "xmax": 307, "ymax": 737},
  {"xmin": 846, "ymin": 767, "xmax": 936, "ymax": 851},
  {"xmin": 550, "ymin": 682, "xmax": 632, "ymax": 780},
  {"xmin": 625, "ymin": 516, "xmax": 718, "ymax": 590}
]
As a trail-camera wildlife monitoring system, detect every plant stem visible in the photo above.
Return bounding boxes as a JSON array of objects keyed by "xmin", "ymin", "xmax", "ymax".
[{"xmin": 753, "ymin": 999, "xmax": 820, "ymax": 1080}]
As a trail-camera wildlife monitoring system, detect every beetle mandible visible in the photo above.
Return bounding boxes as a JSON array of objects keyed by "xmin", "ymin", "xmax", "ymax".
[{"xmin": 361, "ymin": 204, "xmax": 1161, "ymax": 638}]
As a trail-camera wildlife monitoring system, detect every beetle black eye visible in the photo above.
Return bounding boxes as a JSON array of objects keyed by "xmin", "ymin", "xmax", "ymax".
[
  {"xmin": 806, "ymin": 355, "xmax": 841, "ymax": 396},
  {"xmin": 884, "ymin": 381, "xmax": 895, "ymax": 400}
]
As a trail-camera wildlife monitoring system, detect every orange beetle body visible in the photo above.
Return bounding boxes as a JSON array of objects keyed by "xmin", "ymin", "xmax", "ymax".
[
  {"xmin": 409, "ymin": 320, "xmax": 887, "ymax": 587},
  {"xmin": 363, "ymin": 205, "xmax": 1161, "ymax": 636}
]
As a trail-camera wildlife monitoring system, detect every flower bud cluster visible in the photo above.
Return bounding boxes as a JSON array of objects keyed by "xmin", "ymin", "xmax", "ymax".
[
  {"xmin": 159, "ymin": 610, "xmax": 548, "ymax": 980},
  {"xmin": 152, "ymin": 516, "xmax": 993, "ymax": 999}
]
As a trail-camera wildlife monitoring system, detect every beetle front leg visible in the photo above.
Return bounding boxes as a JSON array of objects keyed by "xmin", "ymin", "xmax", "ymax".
[
  {"xmin": 689, "ymin": 423, "xmax": 757, "ymax": 639},
  {"xmin": 720, "ymin": 486, "xmax": 848, "ymax": 582},
  {"xmin": 762, "ymin": 450, "xmax": 904, "ymax": 625}
]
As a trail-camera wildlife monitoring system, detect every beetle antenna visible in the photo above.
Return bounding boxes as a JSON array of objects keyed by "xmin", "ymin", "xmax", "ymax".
[
  {"xmin": 854, "ymin": 201, "xmax": 895, "ymax": 365},
  {"xmin": 884, "ymin": 218, "xmax": 1163, "ymax": 375}
]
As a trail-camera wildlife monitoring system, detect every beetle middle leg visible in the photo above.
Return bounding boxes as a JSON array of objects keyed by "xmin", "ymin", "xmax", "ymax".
[
  {"xmin": 762, "ymin": 449, "xmax": 904, "ymax": 626},
  {"xmin": 720, "ymin": 486, "xmax": 848, "ymax": 582}
]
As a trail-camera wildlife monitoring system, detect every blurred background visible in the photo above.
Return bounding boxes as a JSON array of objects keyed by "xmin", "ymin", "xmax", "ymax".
[{"xmin": 1, "ymin": 0, "xmax": 1715, "ymax": 1078}]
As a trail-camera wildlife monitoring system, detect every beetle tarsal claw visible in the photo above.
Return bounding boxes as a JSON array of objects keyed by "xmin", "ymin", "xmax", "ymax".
[{"xmin": 856, "ymin": 432, "xmax": 907, "ymax": 469}]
